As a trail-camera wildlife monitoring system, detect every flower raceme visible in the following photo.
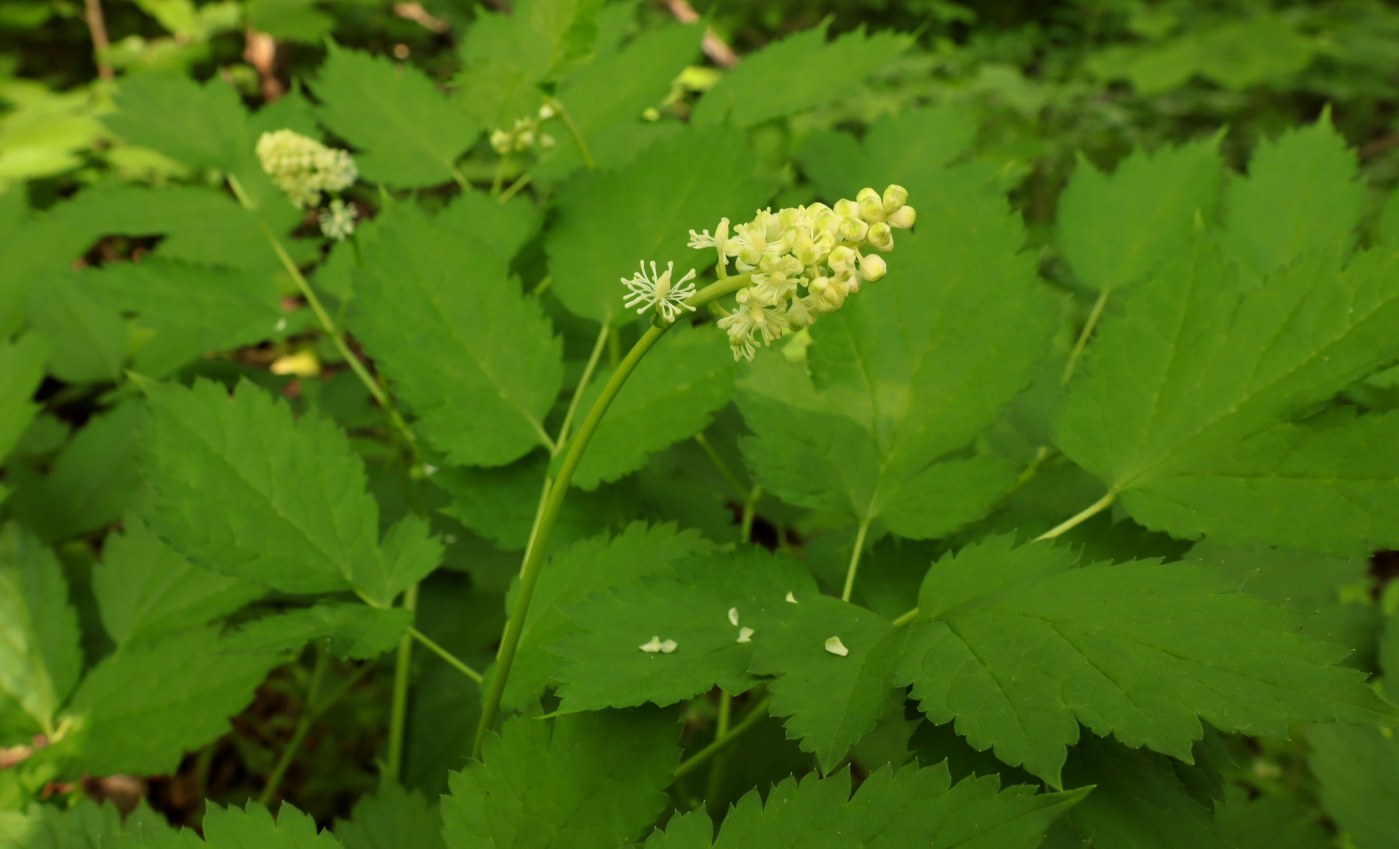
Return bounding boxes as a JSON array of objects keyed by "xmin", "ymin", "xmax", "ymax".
[
  {"xmin": 620, "ymin": 185, "xmax": 916, "ymax": 361},
  {"xmin": 256, "ymin": 129, "xmax": 359, "ymax": 241}
]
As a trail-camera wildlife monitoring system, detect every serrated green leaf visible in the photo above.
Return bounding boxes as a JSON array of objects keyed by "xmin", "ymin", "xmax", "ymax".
[
  {"xmin": 749, "ymin": 595, "xmax": 900, "ymax": 771},
  {"xmin": 139, "ymin": 379, "xmax": 391, "ymax": 596},
  {"xmin": 799, "ymin": 104, "xmax": 979, "ymax": 202},
  {"xmin": 27, "ymin": 274, "xmax": 126, "ymax": 384},
  {"xmin": 434, "ymin": 190, "xmax": 542, "ymax": 267},
  {"xmin": 104, "ymin": 74, "xmax": 249, "ymax": 173},
  {"xmin": 0, "ymin": 334, "xmax": 47, "ymax": 461},
  {"xmin": 64, "ymin": 627, "xmax": 275, "ymax": 776},
  {"xmin": 85, "ymin": 258, "xmax": 283, "ymax": 376},
  {"xmin": 94, "ymin": 518, "xmax": 262, "ymax": 647},
  {"xmin": 245, "ymin": 0, "xmax": 332, "ymax": 43},
  {"xmin": 1055, "ymin": 242, "xmax": 1399, "ymax": 554},
  {"xmin": 0, "ymin": 525, "xmax": 81, "ymax": 735},
  {"xmin": 737, "ymin": 173, "xmax": 1052, "ymax": 538},
  {"xmin": 442, "ymin": 709, "xmax": 678, "ymax": 849},
  {"xmin": 1214, "ymin": 787, "xmax": 1332, "ymax": 849},
  {"xmin": 502, "ymin": 521, "xmax": 714, "ymax": 708},
  {"xmin": 570, "ymin": 326, "xmax": 734, "ymax": 489},
  {"xmin": 352, "ymin": 207, "xmax": 562, "ymax": 467},
  {"xmin": 333, "ymin": 783, "xmax": 443, "ymax": 849},
  {"xmin": 643, "ymin": 764, "xmax": 1085, "ymax": 849},
  {"xmin": 225, "ymin": 602, "xmax": 411, "ymax": 661},
  {"xmin": 1057, "ymin": 136, "xmax": 1222, "ymax": 292},
  {"xmin": 546, "ymin": 125, "xmax": 775, "ymax": 324},
  {"xmin": 313, "ymin": 45, "xmax": 480, "ymax": 188},
  {"xmin": 0, "ymin": 800, "xmax": 124, "ymax": 849},
  {"xmin": 896, "ymin": 535, "xmax": 1394, "ymax": 786},
  {"xmin": 1222, "ymin": 115, "xmax": 1364, "ymax": 277},
  {"xmin": 1308, "ymin": 723, "xmax": 1399, "ymax": 849},
  {"xmin": 201, "ymin": 803, "xmax": 343, "ymax": 848},
  {"xmin": 553, "ymin": 549, "xmax": 818, "ymax": 712},
  {"xmin": 692, "ymin": 24, "xmax": 909, "ymax": 127},
  {"xmin": 9, "ymin": 401, "xmax": 143, "ymax": 541},
  {"xmin": 1378, "ymin": 187, "xmax": 1399, "ymax": 246},
  {"xmin": 375, "ymin": 515, "xmax": 444, "ymax": 604},
  {"xmin": 1051, "ymin": 734, "xmax": 1231, "ymax": 849}
]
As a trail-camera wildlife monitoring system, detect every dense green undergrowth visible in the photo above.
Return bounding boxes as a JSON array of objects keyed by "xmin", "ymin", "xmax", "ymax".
[{"xmin": 3, "ymin": 0, "xmax": 1399, "ymax": 847}]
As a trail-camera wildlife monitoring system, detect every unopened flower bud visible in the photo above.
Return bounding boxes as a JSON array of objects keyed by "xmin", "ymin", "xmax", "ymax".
[
  {"xmin": 539, "ymin": 133, "xmax": 556, "ymax": 150},
  {"xmin": 882, "ymin": 184, "xmax": 908, "ymax": 213},
  {"xmin": 490, "ymin": 130, "xmax": 512, "ymax": 153},
  {"xmin": 860, "ymin": 254, "xmax": 887, "ymax": 282},
  {"xmin": 858, "ymin": 195, "xmax": 885, "ymax": 223},
  {"xmin": 839, "ymin": 217, "xmax": 869, "ymax": 243},
  {"xmin": 834, "ymin": 198, "xmax": 860, "ymax": 220},
  {"xmin": 538, "ymin": 103, "xmax": 557, "ymax": 120},
  {"xmin": 827, "ymin": 245, "xmax": 857, "ymax": 274},
  {"xmin": 867, "ymin": 222, "xmax": 894, "ymax": 252},
  {"xmin": 856, "ymin": 187, "xmax": 880, "ymax": 205},
  {"xmin": 888, "ymin": 205, "xmax": 917, "ymax": 229}
]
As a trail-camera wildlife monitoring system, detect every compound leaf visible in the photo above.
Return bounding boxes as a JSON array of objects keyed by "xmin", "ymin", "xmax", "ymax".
[
  {"xmin": 897, "ymin": 536, "xmax": 1394, "ymax": 787},
  {"xmin": 353, "ymin": 206, "xmax": 562, "ymax": 468},
  {"xmin": 442, "ymin": 709, "xmax": 678, "ymax": 849},
  {"xmin": 313, "ymin": 45, "xmax": 480, "ymax": 188}
]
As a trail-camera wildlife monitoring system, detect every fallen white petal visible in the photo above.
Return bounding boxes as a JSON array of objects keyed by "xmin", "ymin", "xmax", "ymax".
[
  {"xmin": 785, "ymin": 592, "xmax": 798, "ymax": 604},
  {"xmin": 659, "ymin": 639, "xmax": 678, "ymax": 654},
  {"xmin": 737, "ymin": 627, "xmax": 754, "ymax": 644},
  {"xmin": 728, "ymin": 607, "xmax": 740, "ymax": 626},
  {"xmin": 824, "ymin": 636, "xmax": 849, "ymax": 657},
  {"xmin": 639, "ymin": 636, "xmax": 663, "ymax": 653}
]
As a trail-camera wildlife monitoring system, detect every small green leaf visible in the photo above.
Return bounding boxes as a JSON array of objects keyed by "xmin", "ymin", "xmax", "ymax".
[
  {"xmin": 0, "ymin": 525, "xmax": 82, "ymax": 735},
  {"xmin": 442, "ymin": 709, "xmax": 678, "ymax": 849},
  {"xmin": 749, "ymin": 596, "xmax": 900, "ymax": 771},
  {"xmin": 352, "ymin": 206, "xmax": 563, "ymax": 468},
  {"xmin": 313, "ymin": 45, "xmax": 481, "ymax": 188},
  {"xmin": 224, "ymin": 602, "xmax": 412, "ymax": 661},
  {"xmin": 0, "ymin": 334, "xmax": 48, "ymax": 461},
  {"xmin": 553, "ymin": 549, "xmax": 818, "ymax": 712}
]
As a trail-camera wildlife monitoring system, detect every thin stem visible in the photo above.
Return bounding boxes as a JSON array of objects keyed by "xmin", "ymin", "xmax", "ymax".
[
  {"xmin": 891, "ymin": 607, "xmax": 920, "ymax": 628},
  {"xmin": 557, "ymin": 321, "xmax": 611, "ymax": 452},
  {"xmin": 491, "ymin": 154, "xmax": 510, "ymax": 197},
  {"xmin": 83, "ymin": 0, "xmax": 113, "ymax": 80},
  {"xmin": 704, "ymin": 691, "xmax": 734, "ymax": 800},
  {"xmin": 1035, "ymin": 491, "xmax": 1117, "ymax": 542},
  {"xmin": 227, "ymin": 175, "xmax": 419, "ymax": 459},
  {"xmin": 739, "ymin": 485, "xmax": 762, "ymax": 544},
  {"xmin": 385, "ymin": 584, "xmax": 418, "ymax": 778},
  {"xmin": 673, "ymin": 695, "xmax": 772, "ymax": 781},
  {"xmin": 840, "ymin": 517, "xmax": 873, "ymax": 603},
  {"xmin": 474, "ymin": 274, "xmax": 753, "ymax": 757},
  {"xmin": 498, "ymin": 172, "xmax": 533, "ymax": 203},
  {"xmin": 409, "ymin": 627, "xmax": 484, "ymax": 685},
  {"xmin": 693, "ymin": 433, "xmax": 749, "ymax": 502},
  {"xmin": 607, "ymin": 326, "xmax": 621, "ymax": 368},
  {"xmin": 448, "ymin": 162, "xmax": 470, "ymax": 190},
  {"xmin": 552, "ymin": 100, "xmax": 595, "ymax": 170},
  {"xmin": 1061, "ymin": 287, "xmax": 1111, "ymax": 385},
  {"xmin": 532, "ymin": 275, "xmax": 553, "ymax": 296},
  {"xmin": 259, "ymin": 648, "xmax": 329, "ymax": 806}
]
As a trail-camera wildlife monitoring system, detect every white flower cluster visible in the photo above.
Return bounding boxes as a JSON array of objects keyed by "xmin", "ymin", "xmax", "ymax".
[
  {"xmin": 490, "ymin": 103, "xmax": 558, "ymax": 154},
  {"xmin": 691, "ymin": 185, "xmax": 916, "ymax": 361},
  {"xmin": 255, "ymin": 130, "xmax": 357, "ymax": 209}
]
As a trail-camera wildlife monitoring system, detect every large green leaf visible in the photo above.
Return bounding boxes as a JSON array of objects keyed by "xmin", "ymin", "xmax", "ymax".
[
  {"xmin": 896, "ymin": 536, "xmax": 1395, "ymax": 786},
  {"xmin": 27, "ymin": 274, "xmax": 126, "ymax": 384},
  {"xmin": 352, "ymin": 206, "xmax": 563, "ymax": 468},
  {"xmin": 1055, "ymin": 242, "xmax": 1399, "ymax": 554},
  {"xmin": 546, "ymin": 125, "xmax": 775, "ymax": 324},
  {"xmin": 442, "ymin": 709, "xmax": 678, "ymax": 849},
  {"xmin": 224, "ymin": 602, "xmax": 412, "ymax": 661},
  {"xmin": 737, "ymin": 169, "xmax": 1054, "ymax": 538},
  {"xmin": 199, "ymin": 804, "xmax": 343, "ymax": 848},
  {"xmin": 642, "ymin": 764, "xmax": 1086, "ymax": 849},
  {"xmin": 313, "ymin": 45, "xmax": 480, "ymax": 188},
  {"xmin": 334, "ymin": 783, "xmax": 443, "ymax": 849},
  {"xmin": 799, "ymin": 104, "xmax": 980, "ymax": 203},
  {"xmin": 0, "ymin": 525, "xmax": 81, "ymax": 735},
  {"xmin": 552, "ymin": 549, "xmax": 818, "ymax": 712}
]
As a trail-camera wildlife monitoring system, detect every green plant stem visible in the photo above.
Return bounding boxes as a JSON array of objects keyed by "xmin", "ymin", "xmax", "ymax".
[
  {"xmin": 1035, "ymin": 491, "xmax": 1117, "ymax": 541},
  {"xmin": 1061, "ymin": 287, "xmax": 1112, "ymax": 385},
  {"xmin": 226, "ymin": 175, "xmax": 419, "ymax": 460},
  {"xmin": 557, "ymin": 321, "xmax": 612, "ymax": 451},
  {"xmin": 891, "ymin": 607, "xmax": 920, "ymax": 628},
  {"xmin": 260, "ymin": 648, "xmax": 329, "ymax": 806},
  {"xmin": 693, "ymin": 433, "xmax": 749, "ymax": 502},
  {"xmin": 498, "ymin": 172, "xmax": 533, "ymax": 203},
  {"xmin": 673, "ymin": 695, "xmax": 772, "ymax": 781},
  {"xmin": 408, "ymin": 627, "xmax": 484, "ymax": 685},
  {"xmin": 385, "ymin": 584, "xmax": 418, "ymax": 779},
  {"xmin": 490, "ymin": 154, "xmax": 510, "ymax": 197},
  {"xmin": 552, "ymin": 99, "xmax": 595, "ymax": 170},
  {"xmin": 739, "ymin": 485, "xmax": 762, "ymax": 544},
  {"xmin": 840, "ymin": 517, "xmax": 873, "ymax": 602},
  {"xmin": 473, "ymin": 274, "xmax": 753, "ymax": 758},
  {"xmin": 448, "ymin": 162, "xmax": 470, "ymax": 189},
  {"xmin": 704, "ymin": 691, "xmax": 734, "ymax": 801}
]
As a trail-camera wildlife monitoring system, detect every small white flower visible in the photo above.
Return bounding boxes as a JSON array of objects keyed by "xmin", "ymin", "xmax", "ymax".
[
  {"xmin": 824, "ymin": 636, "xmax": 849, "ymax": 657},
  {"xmin": 273, "ymin": 317, "xmax": 288, "ymax": 333},
  {"xmin": 737, "ymin": 627, "xmax": 754, "ymax": 644},
  {"xmin": 640, "ymin": 636, "xmax": 663, "ymax": 653},
  {"xmin": 659, "ymin": 639, "xmax": 678, "ymax": 654},
  {"xmin": 319, "ymin": 199, "xmax": 358, "ymax": 242},
  {"xmin": 621, "ymin": 260, "xmax": 698, "ymax": 323},
  {"xmin": 727, "ymin": 607, "xmax": 740, "ymax": 626},
  {"xmin": 784, "ymin": 592, "xmax": 798, "ymax": 604}
]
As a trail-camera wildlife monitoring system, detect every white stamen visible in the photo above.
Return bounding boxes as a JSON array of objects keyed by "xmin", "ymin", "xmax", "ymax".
[
  {"xmin": 824, "ymin": 636, "xmax": 849, "ymax": 657},
  {"xmin": 640, "ymin": 636, "xmax": 663, "ymax": 653},
  {"xmin": 737, "ymin": 627, "xmax": 754, "ymax": 644},
  {"xmin": 728, "ymin": 607, "xmax": 740, "ymax": 626}
]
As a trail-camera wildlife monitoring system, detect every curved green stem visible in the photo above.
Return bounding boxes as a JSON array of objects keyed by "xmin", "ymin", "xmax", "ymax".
[
  {"xmin": 840, "ymin": 517, "xmax": 873, "ymax": 603},
  {"xmin": 673, "ymin": 695, "xmax": 772, "ymax": 781},
  {"xmin": 1061, "ymin": 287, "xmax": 1111, "ymax": 385},
  {"xmin": 1035, "ymin": 491, "xmax": 1117, "ymax": 541},
  {"xmin": 473, "ymin": 274, "xmax": 752, "ymax": 757},
  {"xmin": 551, "ymin": 98, "xmax": 595, "ymax": 170}
]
